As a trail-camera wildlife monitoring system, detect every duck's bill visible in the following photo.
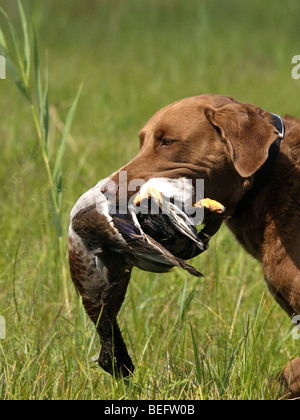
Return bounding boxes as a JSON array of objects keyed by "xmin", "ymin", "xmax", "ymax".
[
  {"xmin": 134, "ymin": 186, "xmax": 163, "ymax": 206},
  {"xmin": 194, "ymin": 198, "xmax": 225, "ymax": 214}
]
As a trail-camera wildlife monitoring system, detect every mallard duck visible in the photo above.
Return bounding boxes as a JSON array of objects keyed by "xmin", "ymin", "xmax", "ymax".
[{"xmin": 69, "ymin": 176, "xmax": 225, "ymax": 285}]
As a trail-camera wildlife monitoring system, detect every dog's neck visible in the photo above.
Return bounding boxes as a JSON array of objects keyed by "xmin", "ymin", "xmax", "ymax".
[{"xmin": 232, "ymin": 113, "xmax": 285, "ymax": 218}]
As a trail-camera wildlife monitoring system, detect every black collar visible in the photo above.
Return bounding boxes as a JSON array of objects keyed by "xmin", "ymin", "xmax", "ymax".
[{"xmin": 232, "ymin": 113, "xmax": 285, "ymax": 218}]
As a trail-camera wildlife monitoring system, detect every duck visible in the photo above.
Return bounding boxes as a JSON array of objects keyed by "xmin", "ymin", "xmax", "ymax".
[{"xmin": 69, "ymin": 175, "xmax": 225, "ymax": 285}]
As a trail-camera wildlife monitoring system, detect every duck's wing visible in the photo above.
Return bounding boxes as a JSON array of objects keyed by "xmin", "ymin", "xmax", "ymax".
[
  {"xmin": 69, "ymin": 225, "xmax": 131, "ymax": 290},
  {"xmin": 133, "ymin": 184, "xmax": 204, "ymax": 250},
  {"xmin": 123, "ymin": 230, "xmax": 203, "ymax": 277},
  {"xmin": 112, "ymin": 209, "xmax": 203, "ymax": 277},
  {"xmin": 70, "ymin": 199, "xmax": 134, "ymax": 284},
  {"xmin": 164, "ymin": 202, "xmax": 204, "ymax": 250},
  {"xmin": 71, "ymin": 203, "xmax": 203, "ymax": 283}
]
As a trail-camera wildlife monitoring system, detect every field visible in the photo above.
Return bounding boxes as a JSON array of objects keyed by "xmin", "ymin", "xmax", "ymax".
[{"xmin": 0, "ymin": 0, "xmax": 300, "ymax": 400}]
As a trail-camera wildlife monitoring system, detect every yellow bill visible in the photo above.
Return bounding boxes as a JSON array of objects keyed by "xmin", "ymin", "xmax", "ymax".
[
  {"xmin": 134, "ymin": 186, "xmax": 163, "ymax": 206},
  {"xmin": 194, "ymin": 198, "xmax": 225, "ymax": 214}
]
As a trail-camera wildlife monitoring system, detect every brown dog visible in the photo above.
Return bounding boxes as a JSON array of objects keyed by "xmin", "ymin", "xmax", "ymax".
[{"xmin": 69, "ymin": 94, "xmax": 300, "ymax": 397}]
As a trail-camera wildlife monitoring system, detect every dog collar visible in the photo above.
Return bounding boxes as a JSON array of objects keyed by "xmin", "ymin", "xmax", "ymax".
[
  {"xmin": 232, "ymin": 113, "xmax": 285, "ymax": 218},
  {"xmin": 271, "ymin": 112, "xmax": 285, "ymax": 139}
]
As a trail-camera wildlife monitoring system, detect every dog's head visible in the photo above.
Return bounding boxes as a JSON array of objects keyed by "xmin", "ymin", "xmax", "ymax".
[{"xmin": 111, "ymin": 94, "xmax": 281, "ymax": 215}]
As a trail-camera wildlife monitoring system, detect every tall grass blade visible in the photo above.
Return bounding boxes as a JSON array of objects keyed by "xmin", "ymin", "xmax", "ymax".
[
  {"xmin": 53, "ymin": 84, "xmax": 82, "ymax": 181},
  {"xmin": 33, "ymin": 26, "xmax": 43, "ymax": 129},
  {"xmin": 190, "ymin": 323, "xmax": 202, "ymax": 385},
  {"xmin": 178, "ymin": 279, "xmax": 187, "ymax": 322},
  {"xmin": 43, "ymin": 62, "xmax": 50, "ymax": 154},
  {"xmin": 17, "ymin": 0, "xmax": 30, "ymax": 80},
  {"xmin": 0, "ymin": 6, "xmax": 23, "ymax": 71},
  {"xmin": 0, "ymin": 45, "xmax": 31, "ymax": 102},
  {"xmin": 0, "ymin": 8, "xmax": 31, "ymax": 102},
  {"xmin": 0, "ymin": 26, "xmax": 8, "ymax": 49},
  {"xmin": 50, "ymin": 192, "xmax": 63, "ymax": 238}
]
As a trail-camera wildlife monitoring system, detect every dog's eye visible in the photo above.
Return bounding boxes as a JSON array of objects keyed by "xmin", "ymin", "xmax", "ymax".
[{"xmin": 162, "ymin": 138, "xmax": 175, "ymax": 146}]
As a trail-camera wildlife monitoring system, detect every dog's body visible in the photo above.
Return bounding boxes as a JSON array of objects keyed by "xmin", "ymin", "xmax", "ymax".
[{"xmin": 69, "ymin": 94, "xmax": 300, "ymax": 396}]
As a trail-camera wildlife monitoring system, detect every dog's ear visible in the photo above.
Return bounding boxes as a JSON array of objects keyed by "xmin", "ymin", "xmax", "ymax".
[{"xmin": 205, "ymin": 103, "xmax": 279, "ymax": 178}]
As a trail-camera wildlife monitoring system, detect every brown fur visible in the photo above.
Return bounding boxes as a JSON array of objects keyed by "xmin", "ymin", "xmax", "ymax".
[{"xmin": 108, "ymin": 94, "xmax": 300, "ymax": 396}]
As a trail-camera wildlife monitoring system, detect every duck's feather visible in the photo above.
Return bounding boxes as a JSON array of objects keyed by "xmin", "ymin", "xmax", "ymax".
[{"xmin": 71, "ymin": 202, "xmax": 203, "ymax": 284}]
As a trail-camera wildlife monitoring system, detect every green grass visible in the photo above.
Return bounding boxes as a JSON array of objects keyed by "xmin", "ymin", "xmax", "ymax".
[{"xmin": 0, "ymin": 0, "xmax": 299, "ymax": 400}]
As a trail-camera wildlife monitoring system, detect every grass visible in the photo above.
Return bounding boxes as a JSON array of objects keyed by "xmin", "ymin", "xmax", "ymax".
[{"xmin": 0, "ymin": 0, "xmax": 299, "ymax": 400}]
